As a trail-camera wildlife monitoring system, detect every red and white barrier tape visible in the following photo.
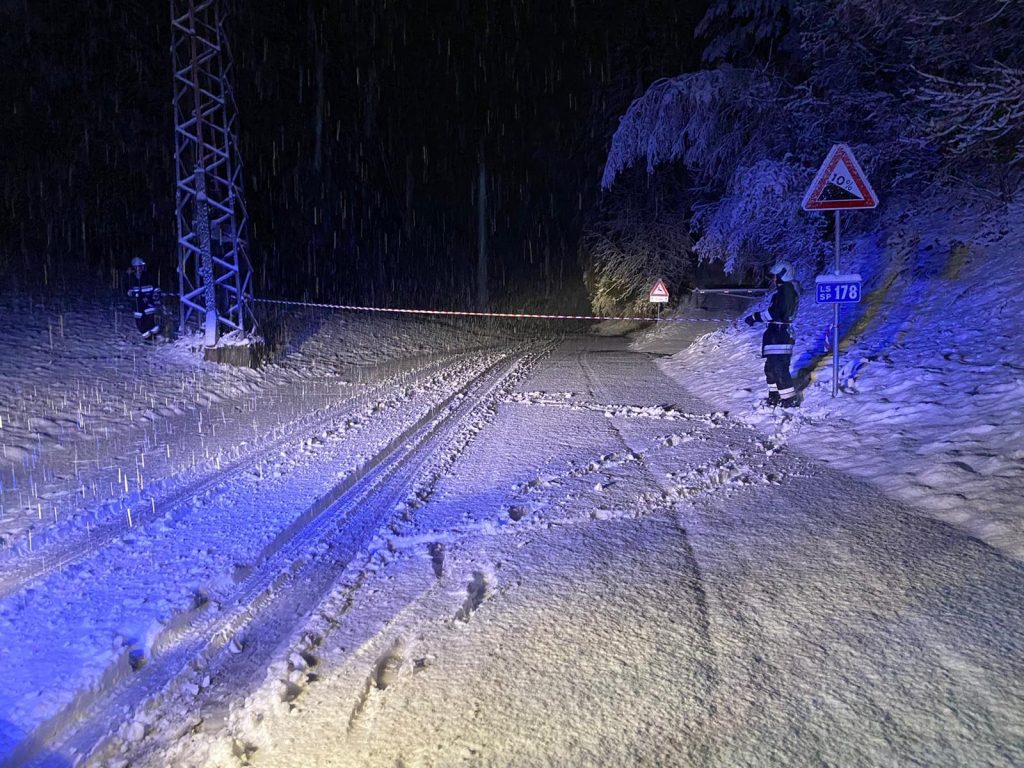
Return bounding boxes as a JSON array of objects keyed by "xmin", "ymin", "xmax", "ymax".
[
  {"xmin": 253, "ymin": 297, "xmax": 730, "ymax": 324},
  {"xmin": 693, "ymin": 287, "xmax": 768, "ymax": 297}
]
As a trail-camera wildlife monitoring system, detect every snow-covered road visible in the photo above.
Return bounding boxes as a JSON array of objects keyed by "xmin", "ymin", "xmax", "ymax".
[
  {"xmin": 0, "ymin": 334, "xmax": 532, "ymax": 762},
  {"xmin": 84, "ymin": 334, "xmax": 1024, "ymax": 768}
]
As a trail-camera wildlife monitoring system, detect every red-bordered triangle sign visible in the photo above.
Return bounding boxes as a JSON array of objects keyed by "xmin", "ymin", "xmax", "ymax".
[
  {"xmin": 802, "ymin": 144, "xmax": 878, "ymax": 211},
  {"xmin": 649, "ymin": 279, "xmax": 669, "ymax": 302}
]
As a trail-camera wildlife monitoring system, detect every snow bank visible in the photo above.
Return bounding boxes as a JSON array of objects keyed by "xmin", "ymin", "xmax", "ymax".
[{"xmin": 649, "ymin": 199, "xmax": 1024, "ymax": 559}]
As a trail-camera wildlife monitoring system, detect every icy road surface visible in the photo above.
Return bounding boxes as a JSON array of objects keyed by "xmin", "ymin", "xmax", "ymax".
[{"xmin": 70, "ymin": 334, "xmax": 1023, "ymax": 768}]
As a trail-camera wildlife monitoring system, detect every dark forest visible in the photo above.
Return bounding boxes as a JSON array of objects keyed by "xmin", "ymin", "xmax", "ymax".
[{"xmin": 0, "ymin": 0, "xmax": 707, "ymax": 307}]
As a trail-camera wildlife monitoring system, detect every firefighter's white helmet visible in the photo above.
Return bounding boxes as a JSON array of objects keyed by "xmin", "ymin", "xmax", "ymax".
[
  {"xmin": 131, "ymin": 256, "xmax": 146, "ymax": 268},
  {"xmin": 769, "ymin": 260, "xmax": 795, "ymax": 282}
]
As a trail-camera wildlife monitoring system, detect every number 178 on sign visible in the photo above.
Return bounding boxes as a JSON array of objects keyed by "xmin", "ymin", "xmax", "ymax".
[{"xmin": 815, "ymin": 274, "xmax": 862, "ymax": 304}]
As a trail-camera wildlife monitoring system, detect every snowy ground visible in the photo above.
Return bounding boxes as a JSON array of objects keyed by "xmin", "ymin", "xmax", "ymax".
[
  {"xmin": 0, "ymin": 231, "xmax": 1021, "ymax": 767},
  {"xmin": 652, "ymin": 201, "xmax": 1024, "ymax": 561},
  {"xmin": 123, "ymin": 335, "xmax": 1023, "ymax": 768},
  {"xmin": 0, "ymin": 294, "xmax": 511, "ymax": 557}
]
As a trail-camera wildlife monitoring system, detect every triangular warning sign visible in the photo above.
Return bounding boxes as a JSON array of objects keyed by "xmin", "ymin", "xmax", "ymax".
[
  {"xmin": 802, "ymin": 144, "xmax": 878, "ymax": 211},
  {"xmin": 649, "ymin": 279, "xmax": 669, "ymax": 301}
]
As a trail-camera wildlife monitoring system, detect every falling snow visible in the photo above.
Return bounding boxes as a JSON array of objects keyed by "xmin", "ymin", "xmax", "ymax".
[{"xmin": 2, "ymin": 1, "xmax": 1023, "ymax": 765}]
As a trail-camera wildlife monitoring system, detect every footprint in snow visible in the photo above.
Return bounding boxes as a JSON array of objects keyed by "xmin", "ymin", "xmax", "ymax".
[
  {"xmin": 507, "ymin": 505, "xmax": 528, "ymax": 522},
  {"xmin": 374, "ymin": 641, "xmax": 405, "ymax": 690},
  {"xmin": 428, "ymin": 542, "xmax": 445, "ymax": 578},
  {"xmin": 455, "ymin": 571, "xmax": 489, "ymax": 623},
  {"xmin": 348, "ymin": 639, "xmax": 406, "ymax": 732}
]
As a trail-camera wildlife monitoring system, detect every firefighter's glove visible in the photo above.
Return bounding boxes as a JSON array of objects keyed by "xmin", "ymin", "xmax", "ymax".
[{"xmin": 744, "ymin": 315, "xmax": 756, "ymax": 327}]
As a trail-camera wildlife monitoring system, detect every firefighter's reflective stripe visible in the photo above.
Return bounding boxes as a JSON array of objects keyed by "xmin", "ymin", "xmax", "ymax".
[
  {"xmin": 129, "ymin": 272, "xmax": 162, "ymax": 339},
  {"xmin": 760, "ymin": 280, "xmax": 800, "ymax": 402},
  {"xmin": 758, "ymin": 281, "xmax": 798, "ymax": 358}
]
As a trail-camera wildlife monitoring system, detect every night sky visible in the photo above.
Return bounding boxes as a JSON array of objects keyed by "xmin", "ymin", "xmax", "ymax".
[{"xmin": 1, "ymin": 0, "xmax": 707, "ymax": 306}]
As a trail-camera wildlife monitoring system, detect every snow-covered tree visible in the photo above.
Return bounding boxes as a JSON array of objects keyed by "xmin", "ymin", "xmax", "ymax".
[
  {"xmin": 916, "ymin": 65, "xmax": 1024, "ymax": 170},
  {"xmin": 583, "ymin": 169, "xmax": 693, "ymax": 317},
  {"xmin": 696, "ymin": 0, "xmax": 793, "ymax": 69},
  {"xmin": 692, "ymin": 158, "xmax": 827, "ymax": 274},
  {"xmin": 600, "ymin": 67, "xmax": 811, "ymax": 279},
  {"xmin": 791, "ymin": 0, "xmax": 1024, "ymax": 190},
  {"xmin": 593, "ymin": 0, "xmax": 1023, "ymax": 307},
  {"xmin": 601, "ymin": 68, "xmax": 786, "ymax": 192}
]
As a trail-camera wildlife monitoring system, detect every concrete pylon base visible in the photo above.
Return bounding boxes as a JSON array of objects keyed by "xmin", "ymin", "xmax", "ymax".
[{"xmin": 203, "ymin": 343, "xmax": 265, "ymax": 369}]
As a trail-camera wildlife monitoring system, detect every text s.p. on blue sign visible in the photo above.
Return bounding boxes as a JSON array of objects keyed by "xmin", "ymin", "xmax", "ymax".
[{"xmin": 815, "ymin": 273, "xmax": 862, "ymax": 303}]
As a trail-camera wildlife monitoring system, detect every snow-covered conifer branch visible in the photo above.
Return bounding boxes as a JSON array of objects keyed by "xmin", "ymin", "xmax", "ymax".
[
  {"xmin": 692, "ymin": 158, "xmax": 826, "ymax": 274},
  {"xmin": 915, "ymin": 65, "xmax": 1024, "ymax": 165},
  {"xmin": 600, "ymin": 69, "xmax": 780, "ymax": 191},
  {"xmin": 696, "ymin": 0, "xmax": 791, "ymax": 67}
]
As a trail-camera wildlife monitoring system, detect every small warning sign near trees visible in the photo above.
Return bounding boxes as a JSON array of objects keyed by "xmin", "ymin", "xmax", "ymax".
[
  {"xmin": 802, "ymin": 144, "xmax": 878, "ymax": 211},
  {"xmin": 649, "ymin": 279, "xmax": 669, "ymax": 303}
]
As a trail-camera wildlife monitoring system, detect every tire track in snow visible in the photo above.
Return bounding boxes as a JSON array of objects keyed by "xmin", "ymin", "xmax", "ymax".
[
  {"xmin": 577, "ymin": 346, "xmax": 723, "ymax": 760},
  {"xmin": 205, "ymin": 342, "xmax": 550, "ymax": 759},
  {"xmin": 0, "ymin": 351, "xmax": 482, "ymax": 601},
  {"xmin": 242, "ymin": 343, "xmax": 551, "ymax": 751},
  {"xmin": 16, "ymin": 344, "xmax": 551, "ymax": 768}
]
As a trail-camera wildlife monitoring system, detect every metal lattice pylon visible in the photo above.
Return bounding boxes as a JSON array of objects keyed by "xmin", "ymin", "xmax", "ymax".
[{"xmin": 171, "ymin": 0, "xmax": 255, "ymax": 345}]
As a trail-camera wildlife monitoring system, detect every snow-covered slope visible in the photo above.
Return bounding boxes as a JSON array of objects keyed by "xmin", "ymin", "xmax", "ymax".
[
  {"xmin": 0, "ymin": 295, "xmax": 510, "ymax": 555},
  {"xmin": 651, "ymin": 199, "xmax": 1024, "ymax": 559}
]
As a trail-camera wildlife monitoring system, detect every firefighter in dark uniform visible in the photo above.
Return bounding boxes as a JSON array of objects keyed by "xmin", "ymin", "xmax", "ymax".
[
  {"xmin": 745, "ymin": 261, "xmax": 799, "ymax": 407},
  {"xmin": 128, "ymin": 256, "xmax": 163, "ymax": 341}
]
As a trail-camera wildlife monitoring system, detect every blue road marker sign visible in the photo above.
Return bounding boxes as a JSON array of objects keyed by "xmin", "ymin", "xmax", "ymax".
[{"xmin": 815, "ymin": 273, "xmax": 862, "ymax": 304}]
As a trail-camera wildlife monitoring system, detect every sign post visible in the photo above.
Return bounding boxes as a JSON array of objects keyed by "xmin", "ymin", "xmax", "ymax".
[
  {"xmin": 802, "ymin": 144, "xmax": 878, "ymax": 397},
  {"xmin": 649, "ymin": 278, "xmax": 669, "ymax": 322}
]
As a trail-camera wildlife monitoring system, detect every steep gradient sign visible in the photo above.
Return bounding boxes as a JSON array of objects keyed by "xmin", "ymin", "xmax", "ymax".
[{"xmin": 802, "ymin": 144, "xmax": 878, "ymax": 211}]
